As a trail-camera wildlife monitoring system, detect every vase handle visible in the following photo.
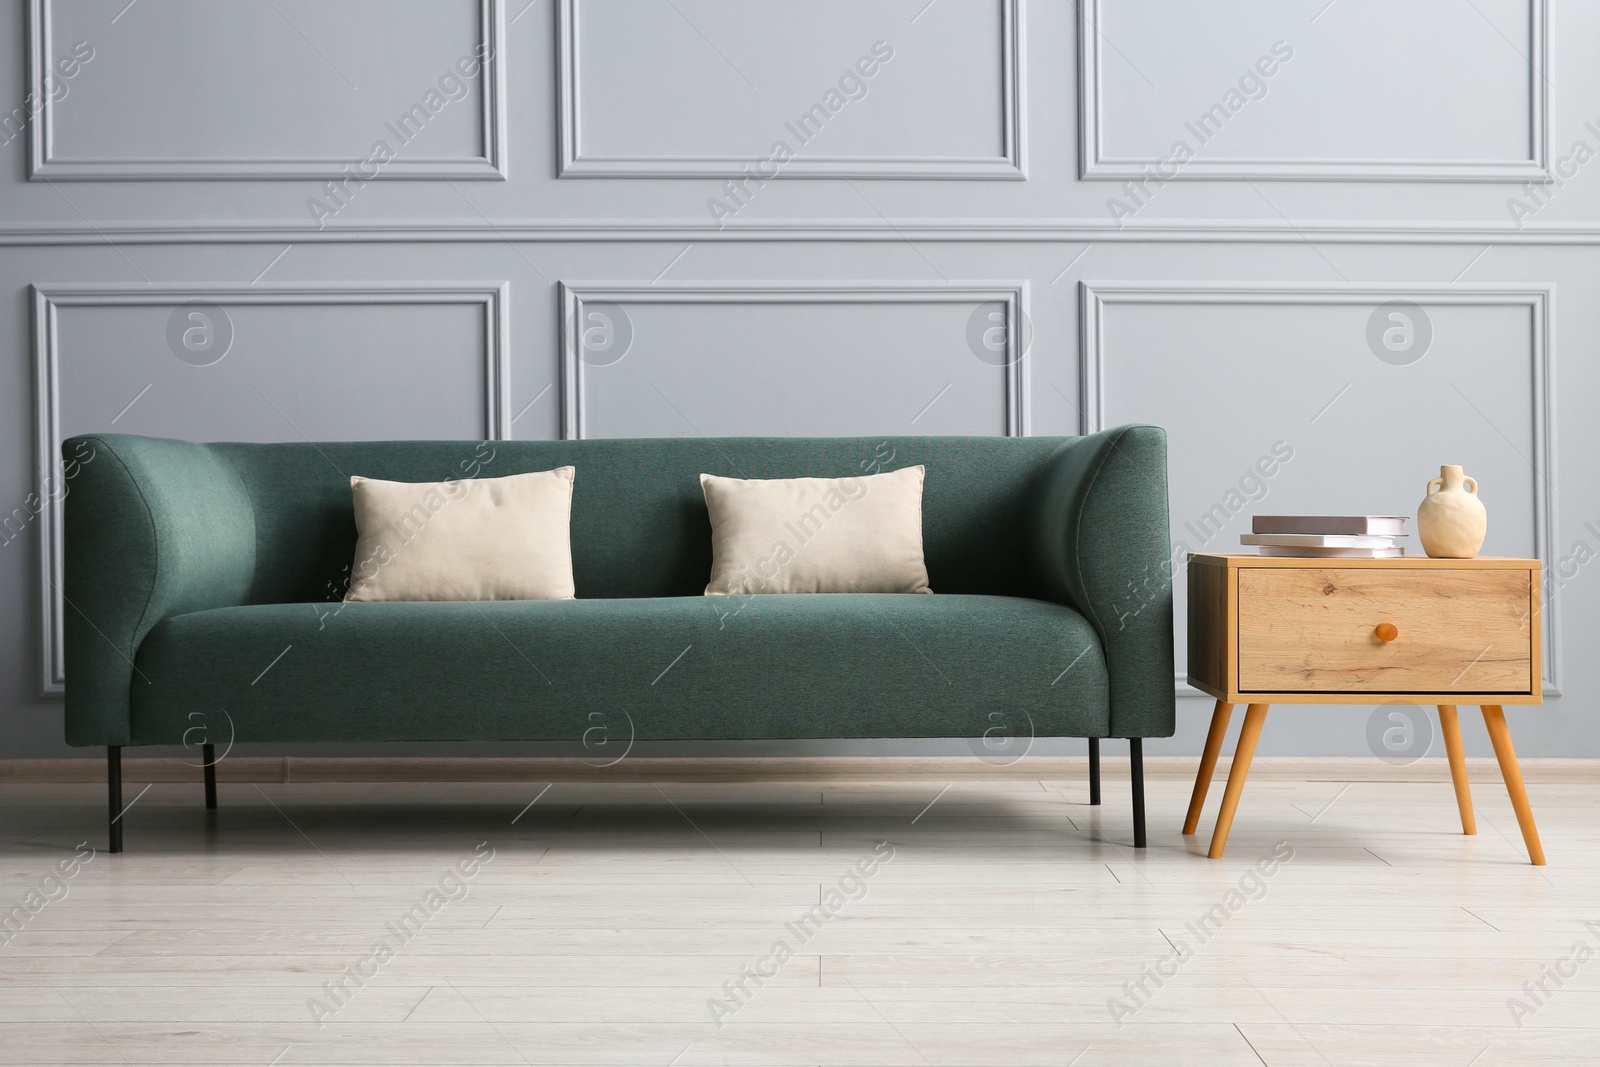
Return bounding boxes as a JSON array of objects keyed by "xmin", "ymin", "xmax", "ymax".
[
  {"xmin": 1427, "ymin": 477, "xmax": 1443, "ymax": 495},
  {"xmin": 1463, "ymin": 477, "xmax": 1478, "ymax": 495}
]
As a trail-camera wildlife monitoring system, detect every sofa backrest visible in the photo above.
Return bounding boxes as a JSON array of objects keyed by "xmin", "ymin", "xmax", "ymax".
[{"xmin": 205, "ymin": 436, "xmax": 1075, "ymax": 603}]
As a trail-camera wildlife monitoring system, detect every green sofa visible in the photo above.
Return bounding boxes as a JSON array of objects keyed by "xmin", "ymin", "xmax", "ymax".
[{"xmin": 63, "ymin": 426, "xmax": 1174, "ymax": 851}]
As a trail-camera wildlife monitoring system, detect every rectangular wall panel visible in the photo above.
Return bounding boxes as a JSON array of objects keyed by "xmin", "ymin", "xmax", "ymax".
[
  {"xmin": 1080, "ymin": 0, "xmax": 1548, "ymax": 181},
  {"xmin": 560, "ymin": 282, "xmax": 1028, "ymax": 440},
  {"xmin": 558, "ymin": 0, "xmax": 1025, "ymax": 178},
  {"xmin": 1080, "ymin": 283, "xmax": 1558, "ymax": 693},
  {"xmin": 31, "ymin": 0, "xmax": 507, "ymax": 179},
  {"xmin": 32, "ymin": 282, "xmax": 509, "ymax": 693}
]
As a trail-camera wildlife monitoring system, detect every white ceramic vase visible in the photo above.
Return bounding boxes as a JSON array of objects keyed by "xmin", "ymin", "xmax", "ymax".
[{"xmin": 1417, "ymin": 465, "xmax": 1487, "ymax": 559}]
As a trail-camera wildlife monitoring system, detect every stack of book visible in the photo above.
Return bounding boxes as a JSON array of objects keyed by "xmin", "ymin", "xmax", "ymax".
[{"xmin": 1242, "ymin": 515, "xmax": 1408, "ymax": 558}]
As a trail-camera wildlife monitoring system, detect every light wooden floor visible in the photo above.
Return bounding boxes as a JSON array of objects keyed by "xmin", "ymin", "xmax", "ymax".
[{"xmin": 1, "ymin": 769, "xmax": 1598, "ymax": 1065}]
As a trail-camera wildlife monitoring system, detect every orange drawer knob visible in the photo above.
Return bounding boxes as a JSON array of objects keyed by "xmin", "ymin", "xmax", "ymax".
[{"xmin": 1375, "ymin": 622, "xmax": 1399, "ymax": 642}]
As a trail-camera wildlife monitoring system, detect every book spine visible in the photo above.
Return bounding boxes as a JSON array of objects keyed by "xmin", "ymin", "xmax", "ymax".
[{"xmin": 1252, "ymin": 518, "xmax": 1407, "ymax": 536}]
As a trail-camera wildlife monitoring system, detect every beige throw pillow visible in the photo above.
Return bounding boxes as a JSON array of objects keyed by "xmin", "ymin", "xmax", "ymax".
[
  {"xmin": 346, "ymin": 468, "xmax": 576, "ymax": 602},
  {"xmin": 701, "ymin": 467, "xmax": 932, "ymax": 595}
]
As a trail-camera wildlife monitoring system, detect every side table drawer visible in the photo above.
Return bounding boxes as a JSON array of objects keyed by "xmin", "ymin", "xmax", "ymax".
[{"xmin": 1237, "ymin": 567, "xmax": 1533, "ymax": 693}]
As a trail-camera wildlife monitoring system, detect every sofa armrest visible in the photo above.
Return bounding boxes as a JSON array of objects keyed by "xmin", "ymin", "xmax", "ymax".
[
  {"xmin": 1032, "ymin": 424, "xmax": 1175, "ymax": 739},
  {"xmin": 63, "ymin": 435, "xmax": 257, "ymax": 746}
]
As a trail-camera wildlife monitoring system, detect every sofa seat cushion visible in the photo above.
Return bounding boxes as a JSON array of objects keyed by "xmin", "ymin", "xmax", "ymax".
[{"xmin": 130, "ymin": 594, "xmax": 1110, "ymax": 746}]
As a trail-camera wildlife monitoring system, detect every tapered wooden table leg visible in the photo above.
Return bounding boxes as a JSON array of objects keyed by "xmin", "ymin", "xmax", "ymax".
[
  {"xmin": 1183, "ymin": 700, "xmax": 1234, "ymax": 835},
  {"xmin": 1481, "ymin": 705, "xmax": 1545, "ymax": 865},
  {"xmin": 1436, "ymin": 705, "xmax": 1475, "ymax": 835},
  {"xmin": 1208, "ymin": 704, "xmax": 1269, "ymax": 859}
]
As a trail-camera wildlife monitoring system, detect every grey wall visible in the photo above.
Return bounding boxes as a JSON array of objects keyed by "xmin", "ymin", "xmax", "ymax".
[{"xmin": 1, "ymin": 0, "xmax": 1593, "ymax": 761}]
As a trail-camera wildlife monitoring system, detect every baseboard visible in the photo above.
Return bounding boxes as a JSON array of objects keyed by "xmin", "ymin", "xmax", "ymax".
[{"xmin": 0, "ymin": 755, "xmax": 1593, "ymax": 784}]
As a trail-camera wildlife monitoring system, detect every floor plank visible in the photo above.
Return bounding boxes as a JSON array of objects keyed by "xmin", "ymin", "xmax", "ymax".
[{"xmin": 0, "ymin": 775, "xmax": 1596, "ymax": 1065}]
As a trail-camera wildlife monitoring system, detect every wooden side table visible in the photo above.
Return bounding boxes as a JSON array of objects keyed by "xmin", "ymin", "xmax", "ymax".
[{"xmin": 1183, "ymin": 553, "xmax": 1545, "ymax": 865}]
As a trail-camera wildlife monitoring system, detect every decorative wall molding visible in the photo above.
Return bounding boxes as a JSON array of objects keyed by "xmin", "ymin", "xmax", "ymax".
[
  {"xmin": 1078, "ymin": 0, "xmax": 1550, "ymax": 183},
  {"xmin": 29, "ymin": 0, "xmax": 509, "ymax": 180},
  {"xmin": 558, "ymin": 281, "xmax": 1029, "ymax": 439},
  {"xmin": 31, "ymin": 281, "xmax": 511, "ymax": 695},
  {"xmin": 1079, "ymin": 282, "xmax": 1559, "ymax": 696},
  {"xmin": 13, "ymin": 219, "xmax": 1600, "ymax": 245},
  {"xmin": 555, "ymin": 0, "xmax": 1026, "ymax": 179}
]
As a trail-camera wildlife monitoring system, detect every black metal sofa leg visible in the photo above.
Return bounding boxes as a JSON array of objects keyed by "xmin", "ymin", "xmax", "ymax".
[
  {"xmin": 107, "ymin": 746, "xmax": 123, "ymax": 854},
  {"xmin": 1129, "ymin": 738, "xmax": 1147, "ymax": 849},
  {"xmin": 203, "ymin": 744, "xmax": 217, "ymax": 810},
  {"xmin": 1088, "ymin": 738, "xmax": 1101, "ymax": 805}
]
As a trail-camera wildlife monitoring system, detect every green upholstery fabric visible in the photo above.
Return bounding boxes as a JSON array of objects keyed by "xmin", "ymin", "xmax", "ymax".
[
  {"xmin": 211, "ymin": 435, "xmax": 1069, "ymax": 602},
  {"xmin": 63, "ymin": 436, "xmax": 256, "ymax": 746},
  {"xmin": 130, "ymin": 595, "xmax": 1109, "ymax": 744},
  {"xmin": 1032, "ymin": 425, "xmax": 1176, "ymax": 740},
  {"xmin": 63, "ymin": 427, "xmax": 1175, "ymax": 748}
]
